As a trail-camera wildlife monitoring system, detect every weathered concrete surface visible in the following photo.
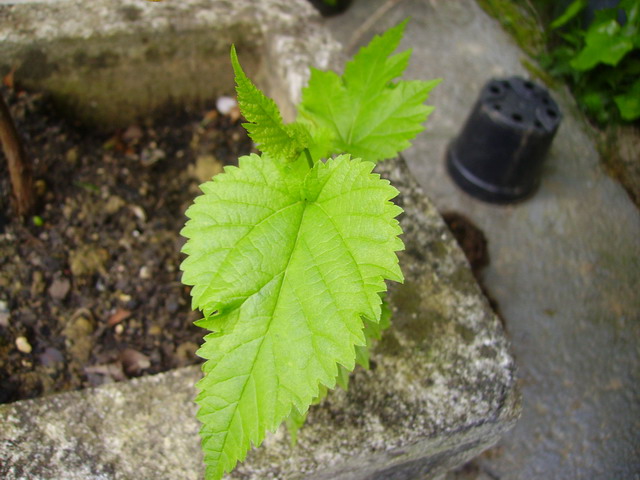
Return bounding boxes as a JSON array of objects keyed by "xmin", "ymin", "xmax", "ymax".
[
  {"xmin": 0, "ymin": 0, "xmax": 338, "ymax": 128},
  {"xmin": 1, "ymin": 367, "xmax": 203, "ymax": 479},
  {"xmin": 0, "ymin": 0, "xmax": 519, "ymax": 478},
  {"xmin": 0, "ymin": 156, "xmax": 519, "ymax": 480},
  {"xmin": 326, "ymin": 0, "xmax": 640, "ymax": 478}
]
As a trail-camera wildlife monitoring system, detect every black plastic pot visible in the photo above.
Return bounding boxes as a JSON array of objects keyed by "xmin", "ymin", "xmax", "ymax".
[
  {"xmin": 446, "ymin": 76, "xmax": 562, "ymax": 204},
  {"xmin": 306, "ymin": 0, "xmax": 352, "ymax": 17}
]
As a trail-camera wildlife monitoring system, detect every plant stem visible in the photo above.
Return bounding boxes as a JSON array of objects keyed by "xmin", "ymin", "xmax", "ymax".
[
  {"xmin": 0, "ymin": 92, "xmax": 33, "ymax": 218},
  {"xmin": 304, "ymin": 148, "xmax": 314, "ymax": 169}
]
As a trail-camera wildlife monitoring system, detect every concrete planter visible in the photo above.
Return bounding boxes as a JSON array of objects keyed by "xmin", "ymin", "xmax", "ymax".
[
  {"xmin": 306, "ymin": 0, "xmax": 352, "ymax": 17},
  {"xmin": 0, "ymin": 1, "xmax": 520, "ymax": 478},
  {"xmin": 0, "ymin": 0, "xmax": 339, "ymax": 128}
]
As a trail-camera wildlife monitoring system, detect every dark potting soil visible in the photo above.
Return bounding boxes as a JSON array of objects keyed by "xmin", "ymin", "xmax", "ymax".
[
  {"xmin": 0, "ymin": 85, "xmax": 504, "ymax": 405},
  {"xmin": 0, "ymin": 86, "xmax": 253, "ymax": 404},
  {"xmin": 441, "ymin": 211, "xmax": 505, "ymax": 328},
  {"xmin": 441, "ymin": 211, "xmax": 489, "ymax": 274}
]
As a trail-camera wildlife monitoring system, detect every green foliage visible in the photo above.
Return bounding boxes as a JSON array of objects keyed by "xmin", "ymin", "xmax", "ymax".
[
  {"xmin": 478, "ymin": 0, "xmax": 639, "ymax": 124},
  {"xmin": 550, "ymin": 0, "xmax": 587, "ymax": 29},
  {"xmin": 541, "ymin": 0, "xmax": 640, "ymax": 123},
  {"xmin": 180, "ymin": 20, "xmax": 438, "ymax": 480},
  {"xmin": 298, "ymin": 20, "xmax": 440, "ymax": 163}
]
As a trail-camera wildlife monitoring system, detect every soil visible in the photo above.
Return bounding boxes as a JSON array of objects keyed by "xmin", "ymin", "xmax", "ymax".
[
  {"xmin": 0, "ymin": 87, "xmax": 503, "ymax": 406},
  {"xmin": 441, "ymin": 211, "xmax": 504, "ymax": 328},
  {"xmin": 441, "ymin": 212, "xmax": 489, "ymax": 274},
  {"xmin": 0, "ymin": 86, "xmax": 253, "ymax": 404}
]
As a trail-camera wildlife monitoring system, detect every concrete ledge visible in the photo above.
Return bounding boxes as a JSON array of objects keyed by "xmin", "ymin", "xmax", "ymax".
[
  {"xmin": 0, "ymin": 155, "xmax": 520, "ymax": 479},
  {"xmin": 0, "ymin": 0, "xmax": 339, "ymax": 127},
  {"xmin": 0, "ymin": 1, "xmax": 520, "ymax": 478}
]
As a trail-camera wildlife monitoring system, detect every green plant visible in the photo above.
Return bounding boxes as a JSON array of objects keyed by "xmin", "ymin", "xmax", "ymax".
[
  {"xmin": 541, "ymin": 0, "xmax": 640, "ymax": 123},
  {"xmin": 180, "ymin": 20, "xmax": 439, "ymax": 480}
]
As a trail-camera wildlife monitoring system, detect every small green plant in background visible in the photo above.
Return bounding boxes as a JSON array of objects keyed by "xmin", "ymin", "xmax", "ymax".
[
  {"xmin": 478, "ymin": 0, "xmax": 639, "ymax": 125},
  {"xmin": 541, "ymin": 0, "xmax": 640, "ymax": 124},
  {"xmin": 180, "ymin": 20, "xmax": 440, "ymax": 480}
]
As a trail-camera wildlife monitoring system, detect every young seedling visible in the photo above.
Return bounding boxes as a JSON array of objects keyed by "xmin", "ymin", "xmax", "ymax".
[{"xmin": 180, "ymin": 20, "xmax": 440, "ymax": 480}]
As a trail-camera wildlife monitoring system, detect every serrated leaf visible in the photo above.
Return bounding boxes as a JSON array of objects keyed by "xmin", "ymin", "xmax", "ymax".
[
  {"xmin": 298, "ymin": 20, "xmax": 440, "ymax": 163},
  {"xmin": 231, "ymin": 45, "xmax": 311, "ymax": 162},
  {"xmin": 180, "ymin": 153, "xmax": 403, "ymax": 479},
  {"xmin": 344, "ymin": 19, "xmax": 412, "ymax": 95},
  {"xmin": 285, "ymin": 292, "xmax": 390, "ymax": 444}
]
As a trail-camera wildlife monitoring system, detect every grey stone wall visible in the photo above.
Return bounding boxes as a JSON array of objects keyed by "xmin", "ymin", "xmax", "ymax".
[{"xmin": 0, "ymin": 0, "xmax": 340, "ymax": 127}]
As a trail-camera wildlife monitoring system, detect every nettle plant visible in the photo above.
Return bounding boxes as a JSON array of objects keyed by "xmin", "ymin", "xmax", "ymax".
[{"xmin": 180, "ymin": 20, "xmax": 440, "ymax": 479}]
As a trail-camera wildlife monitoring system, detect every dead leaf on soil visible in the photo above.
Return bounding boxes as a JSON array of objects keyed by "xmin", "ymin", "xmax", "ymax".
[
  {"xmin": 3, "ymin": 67, "xmax": 15, "ymax": 89},
  {"xmin": 120, "ymin": 348, "xmax": 151, "ymax": 376},
  {"xmin": 107, "ymin": 308, "xmax": 131, "ymax": 327},
  {"xmin": 85, "ymin": 362, "xmax": 126, "ymax": 382}
]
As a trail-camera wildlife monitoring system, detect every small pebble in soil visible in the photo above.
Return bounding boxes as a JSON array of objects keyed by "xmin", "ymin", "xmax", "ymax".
[
  {"xmin": 118, "ymin": 293, "xmax": 132, "ymax": 303},
  {"xmin": 122, "ymin": 125, "xmax": 143, "ymax": 144},
  {"xmin": 120, "ymin": 348, "xmax": 151, "ymax": 376},
  {"xmin": 0, "ymin": 310, "xmax": 9, "ymax": 328},
  {"xmin": 15, "ymin": 336, "xmax": 32, "ymax": 354},
  {"xmin": 48, "ymin": 277, "xmax": 71, "ymax": 300},
  {"xmin": 139, "ymin": 265, "xmax": 151, "ymax": 279},
  {"xmin": 216, "ymin": 96, "xmax": 237, "ymax": 115},
  {"xmin": 63, "ymin": 310, "xmax": 96, "ymax": 363},
  {"xmin": 148, "ymin": 324, "xmax": 162, "ymax": 336},
  {"xmin": 189, "ymin": 154, "xmax": 224, "ymax": 183},
  {"xmin": 30, "ymin": 271, "xmax": 46, "ymax": 297},
  {"xmin": 129, "ymin": 205, "xmax": 147, "ymax": 222},
  {"xmin": 65, "ymin": 147, "xmax": 79, "ymax": 165},
  {"xmin": 140, "ymin": 146, "xmax": 165, "ymax": 167},
  {"xmin": 104, "ymin": 195, "xmax": 126, "ymax": 215},
  {"xmin": 68, "ymin": 246, "xmax": 109, "ymax": 277},
  {"xmin": 175, "ymin": 341, "xmax": 199, "ymax": 366},
  {"xmin": 39, "ymin": 347, "xmax": 65, "ymax": 366}
]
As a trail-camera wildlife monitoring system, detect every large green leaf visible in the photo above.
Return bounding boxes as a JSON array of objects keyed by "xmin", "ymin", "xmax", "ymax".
[
  {"xmin": 298, "ymin": 20, "xmax": 440, "ymax": 163},
  {"xmin": 180, "ymin": 153, "xmax": 403, "ymax": 479}
]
